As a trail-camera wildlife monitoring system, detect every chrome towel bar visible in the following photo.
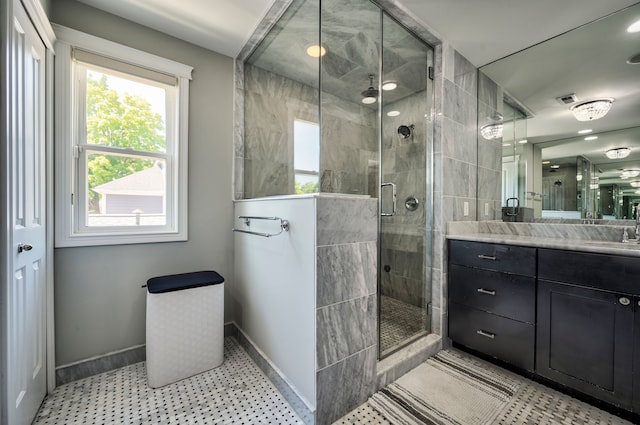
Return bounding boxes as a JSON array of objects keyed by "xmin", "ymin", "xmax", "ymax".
[{"xmin": 232, "ymin": 216, "xmax": 290, "ymax": 238}]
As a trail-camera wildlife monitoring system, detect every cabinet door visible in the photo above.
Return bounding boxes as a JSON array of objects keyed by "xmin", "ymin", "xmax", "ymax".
[
  {"xmin": 536, "ymin": 280, "xmax": 633, "ymax": 409},
  {"xmin": 634, "ymin": 296, "xmax": 640, "ymax": 414}
]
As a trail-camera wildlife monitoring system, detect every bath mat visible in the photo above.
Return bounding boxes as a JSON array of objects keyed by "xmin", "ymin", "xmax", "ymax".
[{"xmin": 368, "ymin": 350, "xmax": 519, "ymax": 425}]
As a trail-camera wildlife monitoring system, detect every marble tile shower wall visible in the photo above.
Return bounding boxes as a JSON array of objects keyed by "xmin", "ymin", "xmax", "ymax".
[
  {"xmin": 381, "ymin": 92, "xmax": 428, "ymax": 309},
  {"xmin": 243, "ymin": 65, "xmax": 378, "ymax": 199},
  {"xmin": 316, "ymin": 196, "xmax": 378, "ymax": 425},
  {"xmin": 320, "ymin": 98, "xmax": 377, "ymax": 195},
  {"xmin": 431, "ymin": 46, "xmax": 480, "ymax": 340},
  {"xmin": 243, "ymin": 65, "xmax": 318, "ymax": 198}
]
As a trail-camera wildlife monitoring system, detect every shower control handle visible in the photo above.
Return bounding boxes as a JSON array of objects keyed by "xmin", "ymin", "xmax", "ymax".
[{"xmin": 380, "ymin": 182, "xmax": 396, "ymax": 217}]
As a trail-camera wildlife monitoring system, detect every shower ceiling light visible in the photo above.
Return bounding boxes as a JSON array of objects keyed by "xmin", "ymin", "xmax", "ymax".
[
  {"xmin": 306, "ymin": 44, "xmax": 326, "ymax": 58},
  {"xmin": 361, "ymin": 74, "xmax": 379, "ymax": 104},
  {"xmin": 627, "ymin": 18, "xmax": 640, "ymax": 33},
  {"xmin": 382, "ymin": 80, "xmax": 397, "ymax": 91},
  {"xmin": 386, "ymin": 110, "xmax": 400, "ymax": 117},
  {"xmin": 570, "ymin": 98, "xmax": 614, "ymax": 121},
  {"xmin": 578, "ymin": 129, "xmax": 593, "ymax": 134},
  {"xmin": 584, "ymin": 136, "xmax": 598, "ymax": 141},
  {"xmin": 480, "ymin": 123, "xmax": 503, "ymax": 140},
  {"xmin": 605, "ymin": 147, "xmax": 631, "ymax": 159}
]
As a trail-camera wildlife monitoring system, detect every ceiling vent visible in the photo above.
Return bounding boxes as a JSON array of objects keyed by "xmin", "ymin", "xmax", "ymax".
[{"xmin": 556, "ymin": 93, "xmax": 578, "ymax": 105}]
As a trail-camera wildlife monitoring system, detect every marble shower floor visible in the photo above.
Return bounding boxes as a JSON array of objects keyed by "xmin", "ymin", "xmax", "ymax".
[
  {"xmin": 379, "ymin": 295, "xmax": 427, "ymax": 355},
  {"xmin": 34, "ymin": 336, "xmax": 303, "ymax": 425}
]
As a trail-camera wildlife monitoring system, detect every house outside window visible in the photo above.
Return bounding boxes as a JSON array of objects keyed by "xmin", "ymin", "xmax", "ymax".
[{"xmin": 54, "ymin": 25, "xmax": 192, "ymax": 247}]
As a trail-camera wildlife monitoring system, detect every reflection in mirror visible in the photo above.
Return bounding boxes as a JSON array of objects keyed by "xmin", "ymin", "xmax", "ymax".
[{"xmin": 479, "ymin": 3, "xmax": 640, "ymax": 224}]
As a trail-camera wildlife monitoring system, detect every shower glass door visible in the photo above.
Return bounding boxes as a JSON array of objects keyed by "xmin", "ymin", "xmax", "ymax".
[{"xmin": 378, "ymin": 13, "xmax": 433, "ymax": 358}]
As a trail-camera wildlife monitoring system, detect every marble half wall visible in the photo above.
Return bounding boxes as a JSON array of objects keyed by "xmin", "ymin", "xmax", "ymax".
[{"xmin": 316, "ymin": 196, "xmax": 378, "ymax": 425}]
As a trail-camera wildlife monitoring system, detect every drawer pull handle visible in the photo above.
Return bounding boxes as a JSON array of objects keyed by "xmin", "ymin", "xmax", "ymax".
[
  {"xmin": 619, "ymin": 297, "xmax": 630, "ymax": 306},
  {"xmin": 477, "ymin": 288, "xmax": 496, "ymax": 296},
  {"xmin": 477, "ymin": 254, "xmax": 497, "ymax": 261},
  {"xmin": 476, "ymin": 330, "xmax": 495, "ymax": 339}
]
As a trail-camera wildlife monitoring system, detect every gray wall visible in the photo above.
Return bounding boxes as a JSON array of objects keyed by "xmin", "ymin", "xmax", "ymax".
[{"xmin": 51, "ymin": 0, "xmax": 235, "ymax": 366}]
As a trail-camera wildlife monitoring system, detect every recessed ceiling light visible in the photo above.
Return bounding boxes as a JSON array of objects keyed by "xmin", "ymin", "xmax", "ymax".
[
  {"xmin": 585, "ymin": 136, "xmax": 598, "ymax": 141},
  {"xmin": 627, "ymin": 18, "xmax": 640, "ymax": 33},
  {"xmin": 503, "ymin": 143, "xmax": 511, "ymax": 147},
  {"xmin": 518, "ymin": 139, "xmax": 528, "ymax": 144},
  {"xmin": 386, "ymin": 110, "xmax": 400, "ymax": 117},
  {"xmin": 306, "ymin": 44, "xmax": 326, "ymax": 58},
  {"xmin": 382, "ymin": 81, "xmax": 397, "ymax": 91},
  {"xmin": 542, "ymin": 160, "xmax": 551, "ymax": 165},
  {"xmin": 630, "ymin": 181, "xmax": 640, "ymax": 188},
  {"xmin": 550, "ymin": 164, "xmax": 560, "ymax": 169},
  {"xmin": 578, "ymin": 129, "xmax": 592, "ymax": 134}
]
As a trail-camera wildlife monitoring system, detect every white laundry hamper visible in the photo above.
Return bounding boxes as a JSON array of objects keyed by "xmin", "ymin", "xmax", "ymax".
[{"xmin": 145, "ymin": 270, "xmax": 224, "ymax": 388}]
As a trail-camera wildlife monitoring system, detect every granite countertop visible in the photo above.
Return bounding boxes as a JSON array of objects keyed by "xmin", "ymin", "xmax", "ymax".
[{"xmin": 446, "ymin": 222, "xmax": 640, "ymax": 257}]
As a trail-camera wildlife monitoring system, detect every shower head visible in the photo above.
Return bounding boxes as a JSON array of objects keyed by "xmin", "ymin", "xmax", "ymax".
[
  {"xmin": 397, "ymin": 124, "xmax": 415, "ymax": 140},
  {"xmin": 361, "ymin": 74, "xmax": 379, "ymax": 104}
]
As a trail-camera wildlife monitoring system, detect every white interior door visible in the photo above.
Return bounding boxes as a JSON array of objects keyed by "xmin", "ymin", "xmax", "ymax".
[{"xmin": 6, "ymin": 1, "xmax": 48, "ymax": 423}]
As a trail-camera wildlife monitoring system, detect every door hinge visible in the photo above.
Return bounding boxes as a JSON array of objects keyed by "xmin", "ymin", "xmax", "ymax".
[
  {"xmin": 71, "ymin": 193, "xmax": 74, "ymax": 205},
  {"xmin": 428, "ymin": 66, "xmax": 434, "ymax": 81}
]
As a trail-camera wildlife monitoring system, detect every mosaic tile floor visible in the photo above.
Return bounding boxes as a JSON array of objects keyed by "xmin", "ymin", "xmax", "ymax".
[
  {"xmin": 379, "ymin": 295, "xmax": 427, "ymax": 355},
  {"xmin": 34, "ymin": 337, "xmax": 303, "ymax": 425},
  {"xmin": 335, "ymin": 348, "xmax": 633, "ymax": 425}
]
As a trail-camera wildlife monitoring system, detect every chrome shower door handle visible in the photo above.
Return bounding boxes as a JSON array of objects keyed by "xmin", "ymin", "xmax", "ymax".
[{"xmin": 381, "ymin": 182, "xmax": 397, "ymax": 216}]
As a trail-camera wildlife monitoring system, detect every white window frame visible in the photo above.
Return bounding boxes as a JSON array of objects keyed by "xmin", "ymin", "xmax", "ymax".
[{"xmin": 54, "ymin": 25, "xmax": 192, "ymax": 247}]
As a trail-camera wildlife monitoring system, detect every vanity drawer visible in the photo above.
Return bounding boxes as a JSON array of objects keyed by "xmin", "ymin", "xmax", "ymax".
[
  {"xmin": 449, "ymin": 240, "xmax": 536, "ymax": 276},
  {"xmin": 449, "ymin": 264, "xmax": 535, "ymax": 323},
  {"xmin": 538, "ymin": 249, "xmax": 640, "ymax": 295},
  {"xmin": 449, "ymin": 302, "xmax": 535, "ymax": 371}
]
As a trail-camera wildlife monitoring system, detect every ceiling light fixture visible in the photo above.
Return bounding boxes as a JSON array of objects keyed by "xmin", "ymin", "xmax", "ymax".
[
  {"xmin": 578, "ymin": 129, "xmax": 592, "ymax": 134},
  {"xmin": 542, "ymin": 160, "xmax": 551, "ymax": 165},
  {"xmin": 627, "ymin": 18, "xmax": 640, "ymax": 33},
  {"xmin": 605, "ymin": 147, "xmax": 631, "ymax": 159},
  {"xmin": 518, "ymin": 139, "xmax": 528, "ymax": 144},
  {"xmin": 621, "ymin": 169, "xmax": 640, "ymax": 179},
  {"xmin": 630, "ymin": 181, "xmax": 640, "ymax": 188},
  {"xmin": 386, "ymin": 110, "xmax": 400, "ymax": 117},
  {"xmin": 480, "ymin": 123, "xmax": 503, "ymax": 140},
  {"xmin": 306, "ymin": 44, "xmax": 326, "ymax": 58},
  {"xmin": 570, "ymin": 98, "xmax": 614, "ymax": 121},
  {"xmin": 584, "ymin": 136, "xmax": 598, "ymax": 141},
  {"xmin": 550, "ymin": 164, "xmax": 560, "ymax": 169},
  {"xmin": 361, "ymin": 74, "xmax": 379, "ymax": 104},
  {"xmin": 627, "ymin": 52, "xmax": 640, "ymax": 65},
  {"xmin": 382, "ymin": 81, "xmax": 397, "ymax": 91}
]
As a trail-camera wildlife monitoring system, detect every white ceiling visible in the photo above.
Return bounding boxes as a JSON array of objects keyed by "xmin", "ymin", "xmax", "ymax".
[{"xmin": 77, "ymin": 0, "xmax": 639, "ymax": 65}]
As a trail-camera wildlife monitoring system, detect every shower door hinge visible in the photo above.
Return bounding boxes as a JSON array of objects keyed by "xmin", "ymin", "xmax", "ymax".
[
  {"xmin": 428, "ymin": 66, "xmax": 434, "ymax": 80},
  {"xmin": 427, "ymin": 302, "xmax": 432, "ymax": 316}
]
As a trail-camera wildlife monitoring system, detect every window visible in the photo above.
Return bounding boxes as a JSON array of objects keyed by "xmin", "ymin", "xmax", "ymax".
[
  {"xmin": 54, "ymin": 26, "xmax": 192, "ymax": 246},
  {"xmin": 293, "ymin": 119, "xmax": 319, "ymax": 194}
]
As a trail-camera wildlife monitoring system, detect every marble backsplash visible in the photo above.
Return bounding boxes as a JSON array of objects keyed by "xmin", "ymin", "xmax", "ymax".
[{"xmin": 448, "ymin": 221, "xmax": 633, "ymax": 242}]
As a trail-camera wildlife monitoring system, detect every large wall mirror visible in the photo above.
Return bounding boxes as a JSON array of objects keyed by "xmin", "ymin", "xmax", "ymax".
[{"xmin": 479, "ymin": 3, "xmax": 640, "ymax": 222}]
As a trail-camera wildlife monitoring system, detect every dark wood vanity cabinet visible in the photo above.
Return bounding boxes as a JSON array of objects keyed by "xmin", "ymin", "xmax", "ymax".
[
  {"xmin": 634, "ymin": 296, "xmax": 640, "ymax": 413},
  {"xmin": 448, "ymin": 241, "xmax": 640, "ymax": 414},
  {"xmin": 537, "ymin": 249, "xmax": 638, "ymax": 410},
  {"xmin": 448, "ymin": 240, "xmax": 536, "ymax": 371}
]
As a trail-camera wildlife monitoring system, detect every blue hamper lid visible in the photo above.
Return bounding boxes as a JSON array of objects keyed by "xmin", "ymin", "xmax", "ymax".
[{"xmin": 146, "ymin": 270, "xmax": 224, "ymax": 294}]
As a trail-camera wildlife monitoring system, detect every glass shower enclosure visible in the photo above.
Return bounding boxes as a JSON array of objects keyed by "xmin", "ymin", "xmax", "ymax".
[{"xmin": 242, "ymin": 0, "xmax": 434, "ymax": 358}]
